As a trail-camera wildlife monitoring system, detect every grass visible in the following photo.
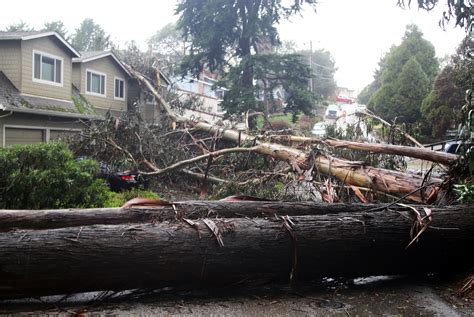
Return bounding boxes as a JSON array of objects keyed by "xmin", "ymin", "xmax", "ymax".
[{"xmin": 104, "ymin": 189, "xmax": 160, "ymax": 207}]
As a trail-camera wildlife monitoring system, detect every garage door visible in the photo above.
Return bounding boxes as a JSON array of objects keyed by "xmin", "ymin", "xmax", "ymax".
[
  {"xmin": 50, "ymin": 130, "xmax": 79, "ymax": 141},
  {"xmin": 5, "ymin": 128, "xmax": 44, "ymax": 146}
]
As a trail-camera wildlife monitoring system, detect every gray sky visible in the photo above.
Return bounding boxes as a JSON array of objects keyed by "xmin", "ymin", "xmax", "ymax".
[{"xmin": 0, "ymin": 0, "xmax": 466, "ymax": 94}]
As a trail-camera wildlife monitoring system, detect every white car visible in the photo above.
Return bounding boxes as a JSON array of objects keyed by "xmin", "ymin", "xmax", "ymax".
[{"xmin": 311, "ymin": 122, "xmax": 327, "ymax": 137}]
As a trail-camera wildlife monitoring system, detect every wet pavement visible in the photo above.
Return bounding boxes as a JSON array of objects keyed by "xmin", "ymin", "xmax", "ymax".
[{"xmin": 1, "ymin": 274, "xmax": 472, "ymax": 316}]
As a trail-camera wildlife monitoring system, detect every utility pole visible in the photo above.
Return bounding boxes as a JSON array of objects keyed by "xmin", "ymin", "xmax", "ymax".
[{"xmin": 309, "ymin": 40, "xmax": 313, "ymax": 92}]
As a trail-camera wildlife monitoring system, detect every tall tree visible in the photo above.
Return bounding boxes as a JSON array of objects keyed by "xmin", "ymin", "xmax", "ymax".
[
  {"xmin": 420, "ymin": 37, "xmax": 472, "ymax": 138},
  {"xmin": 147, "ymin": 23, "xmax": 187, "ymax": 76},
  {"xmin": 299, "ymin": 48, "xmax": 337, "ymax": 100},
  {"xmin": 4, "ymin": 21, "xmax": 34, "ymax": 32},
  {"xmin": 176, "ymin": 0, "xmax": 316, "ymax": 117},
  {"xmin": 368, "ymin": 24, "xmax": 438, "ymax": 124},
  {"xmin": 71, "ymin": 18, "xmax": 111, "ymax": 51},
  {"xmin": 42, "ymin": 20, "xmax": 68, "ymax": 39}
]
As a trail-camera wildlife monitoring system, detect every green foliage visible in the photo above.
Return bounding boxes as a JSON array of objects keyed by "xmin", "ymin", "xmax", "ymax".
[
  {"xmin": 299, "ymin": 49, "xmax": 337, "ymax": 99},
  {"xmin": 0, "ymin": 142, "xmax": 111, "ymax": 209},
  {"xmin": 4, "ymin": 21, "xmax": 35, "ymax": 32},
  {"xmin": 368, "ymin": 25, "xmax": 438, "ymax": 125},
  {"xmin": 71, "ymin": 18, "xmax": 111, "ymax": 51},
  {"xmin": 104, "ymin": 189, "xmax": 160, "ymax": 207},
  {"xmin": 453, "ymin": 184, "xmax": 474, "ymax": 203},
  {"xmin": 176, "ymin": 0, "xmax": 316, "ymax": 118},
  {"xmin": 397, "ymin": 0, "xmax": 472, "ymax": 30},
  {"xmin": 43, "ymin": 21, "xmax": 68, "ymax": 39},
  {"xmin": 219, "ymin": 54, "xmax": 315, "ymax": 116},
  {"xmin": 421, "ymin": 37, "xmax": 472, "ymax": 138}
]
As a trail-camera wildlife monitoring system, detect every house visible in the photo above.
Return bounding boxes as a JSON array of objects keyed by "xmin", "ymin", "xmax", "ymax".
[
  {"xmin": 72, "ymin": 51, "xmax": 131, "ymax": 117},
  {"xmin": 0, "ymin": 31, "xmax": 130, "ymax": 147}
]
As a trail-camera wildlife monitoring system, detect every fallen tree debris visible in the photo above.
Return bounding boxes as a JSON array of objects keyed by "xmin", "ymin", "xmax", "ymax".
[{"xmin": 1, "ymin": 202, "xmax": 472, "ymax": 299}]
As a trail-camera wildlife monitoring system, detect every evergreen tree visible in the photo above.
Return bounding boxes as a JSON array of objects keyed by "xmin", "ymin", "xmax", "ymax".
[
  {"xmin": 71, "ymin": 18, "xmax": 111, "ymax": 51},
  {"xmin": 43, "ymin": 21, "xmax": 68, "ymax": 39},
  {"xmin": 368, "ymin": 24, "xmax": 438, "ymax": 124},
  {"xmin": 176, "ymin": 0, "xmax": 316, "ymax": 117},
  {"xmin": 4, "ymin": 21, "xmax": 34, "ymax": 32},
  {"xmin": 421, "ymin": 37, "xmax": 472, "ymax": 137}
]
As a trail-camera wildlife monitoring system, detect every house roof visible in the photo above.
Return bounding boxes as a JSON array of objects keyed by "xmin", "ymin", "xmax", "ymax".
[
  {"xmin": 0, "ymin": 71, "xmax": 101, "ymax": 119},
  {"xmin": 73, "ymin": 51, "xmax": 131, "ymax": 77},
  {"xmin": 0, "ymin": 31, "xmax": 80, "ymax": 57}
]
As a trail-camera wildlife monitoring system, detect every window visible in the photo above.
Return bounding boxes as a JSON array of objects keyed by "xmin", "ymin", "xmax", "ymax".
[
  {"xmin": 33, "ymin": 51, "xmax": 62, "ymax": 85},
  {"xmin": 114, "ymin": 77, "xmax": 125, "ymax": 100},
  {"xmin": 86, "ymin": 69, "xmax": 106, "ymax": 97}
]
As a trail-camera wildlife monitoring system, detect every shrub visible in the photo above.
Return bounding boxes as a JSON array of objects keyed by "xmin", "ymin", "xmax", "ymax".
[
  {"xmin": 0, "ymin": 142, "xmax": 111, "ymax": 209},
  {"xmin": 104, "ymin": 189, "xmax": 160, "ymax": 207},
  {"xmin": 269, "ymin": 119, "xmax": 292, "ymax": 130}
]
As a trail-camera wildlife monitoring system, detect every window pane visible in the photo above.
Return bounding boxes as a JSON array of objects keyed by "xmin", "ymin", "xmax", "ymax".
[
  {"xmin": 91, "ymin": 73, "xmax": 101, "ymax": 93},
  {"xmin": 41, "ymin": 56, "xmax": 55, "ymax": 82},
  {"xmin": 120, "ymin": 81, "xmax": 124, "ymax": 98},
  {"xmin": 115, "ymin": 79, "xmax": 119, "ymax": 97},
  {"xmin": 34, "ymin": 54, "xmax": 41, "ymax": 79},
  {"xmin": 100, "ymin": 75, "xmax": 105, "ymax": 94},
  {"xmin": 55, "ymin": 60, "xmax": 61, "ymax": 83},
  {"xmin": 87, "ymin": 72, "xmax": 91, "ymax": 92}
]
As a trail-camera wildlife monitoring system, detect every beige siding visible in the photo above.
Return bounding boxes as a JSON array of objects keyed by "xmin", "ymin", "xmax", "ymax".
[
  {"xmin": 0, "ymin": 40, "xmax": 21, "ymax": 89},
  {"xmin": 72, "ymin": 63, "xmax": 81, "ymax": 90},
  {"xmin": 20, "ymin": 37, "xmax": 72, "ymax": 101},
  {"xmin": 5, "ymin": 127, "xmax": 44, "ymax": 145},
  {"xmin": 77, "ymin": 56, "xmax": 128, "ymax": 112},
  {"xmin": 0, "ymin": 112, "xmax": 84, "ymax": 147}
]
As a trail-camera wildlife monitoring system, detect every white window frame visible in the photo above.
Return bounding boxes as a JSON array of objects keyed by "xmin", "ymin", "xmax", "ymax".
[
  {"xmin": 85, "ymin": 68, "xmax": 107, "ymax": 98},
  {"xmin": 32, "ymin": 50, "xmax": 64, "ymax": 87},
  {"xmin": 114, "ymin": 76, "xmax": 125, "ymax": 101}
]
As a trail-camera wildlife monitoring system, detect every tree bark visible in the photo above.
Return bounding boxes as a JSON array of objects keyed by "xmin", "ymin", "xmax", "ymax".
[
  {"xmin": 262, "ymin": 135, "xmax": 458, "ymax": 165},
  {"xmin": 0, "ymin": 203, "xmax": 473, "ymax": 298},
  {"xmin": 193, "ymin": 122, "xmax": 441, "ymax": 202}
]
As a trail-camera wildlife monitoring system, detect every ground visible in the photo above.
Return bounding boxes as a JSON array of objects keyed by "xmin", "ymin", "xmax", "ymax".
[{"xmin": 2, "ymin": 274, "xmax": 472, "ymax": 315}]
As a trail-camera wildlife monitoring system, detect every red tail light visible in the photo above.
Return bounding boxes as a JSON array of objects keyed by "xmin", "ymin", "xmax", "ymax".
[{"xmin": 120, "ymin": 175, "xmax": 135, "ymax": 181}]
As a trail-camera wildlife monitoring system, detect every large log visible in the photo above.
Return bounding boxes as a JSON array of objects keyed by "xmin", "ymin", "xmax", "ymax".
[
  {"xmin": 1, "ymin": 203, "xmax": 473, "ymax": 298},
  {"xmin": 262, "ymin": 135, "xmax": 458, "ymax": 165},
  {"xmin": 193, "ymin": 122, "xmax": 441, "ymax": 202}
]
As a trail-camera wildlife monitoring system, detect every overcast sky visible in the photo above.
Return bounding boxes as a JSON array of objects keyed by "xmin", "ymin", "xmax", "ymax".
[{"xmin": 0, "ymin": 0, "xmax": 466, "ymax": 94}]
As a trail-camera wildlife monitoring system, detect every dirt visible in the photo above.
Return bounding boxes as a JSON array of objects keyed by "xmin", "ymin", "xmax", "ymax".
[{"xmin": 2, "ymin": 274, "xmax": 472, "ymax": 316}]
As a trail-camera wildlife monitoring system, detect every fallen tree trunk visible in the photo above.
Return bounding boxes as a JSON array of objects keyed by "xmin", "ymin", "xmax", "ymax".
[
  {"xmin": 2, "ymin": 201, "xmax": 459, "ymax": 232},
  {"xmin": 1, "ymin": 203, "xmax": 473, "ymax": 298},
  {"xmin": 262, "ymin": 135, "xmax": 458, "ymax": 165},
  {"xmin": 193, "ymin": 122, "xmax": 441, "ymax": 202}
]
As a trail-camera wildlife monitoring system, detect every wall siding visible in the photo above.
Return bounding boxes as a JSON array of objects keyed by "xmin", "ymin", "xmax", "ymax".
[
  {"xmin": 21, "ymin": 37, "xmax": 72, "ymax": 101},
  {"xmin": 0, "ymin": 40, "xmax": 21, "ymax": 89},
  {"xmin": 77, "ymin": 57, "xmax": 128, "ymax": 112},
  {"xmin": 72, "ymin": 63, "xmax": 81, "ymax": 90}
]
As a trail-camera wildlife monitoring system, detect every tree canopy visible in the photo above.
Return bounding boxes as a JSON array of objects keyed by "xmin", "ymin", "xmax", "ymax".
[
  {"xmin": 3, "ymin": 21, "xmax": 35, "ymax": 32},
  {"xmin": 366, "ymin": 24, "xmax": 438, "ymax": 125},
  {"xmin": 42, "ymin": 20, "xmax": 68, "ymax": 39},
  {"xmin": 421, "ymin": 37, "xmax": 472, "ymax": 137},
  {"xmin": 176, "ymin": 0, "xmax": 317, "ymax": 117},
  {"xmin": 299, "ymin": 48, "xmax": 337, "ymax": 99},
  {"xmin": 71, "ymin": 18, "xmax": 111, "ymax": 51}
]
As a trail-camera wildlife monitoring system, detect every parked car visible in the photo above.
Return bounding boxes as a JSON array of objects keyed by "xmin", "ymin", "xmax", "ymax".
[
  {"xmin": 325, "ymin": 104, "xmax": 340, "ymax": 120},
  {"xmin": 77, "ymin": 157, "xmax": 149, "ymax": 192},
  {"xmin": 336, "ymin": 95, "xmax": 354, "ymax": 103},
  {"xmin": 444, "ymin": 141, "xmax": 462, "ymax": 154},
  {"xmin": 100, "ymin": 162, "xmax": 149, "ymax": 192},
  {"xmin": 311, "ymin": 121, "xmax": 327, "ymax": 137}
]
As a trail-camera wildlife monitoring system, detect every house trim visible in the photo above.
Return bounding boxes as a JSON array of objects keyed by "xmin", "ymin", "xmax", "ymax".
[
  {"xmin": 32, "ymin": 49, "xmax": 64, "ymax": 87},
  {"xmin": 85, "ymin": 68, "xmax": 107, "ymax": 98},
  {"xmin": 75, "ymin": 51, "xmax": 131, "ymax": 77},
  {"xmin": 20, "ymin": 92, "xmax": 73, "ymax": 105},
  {"xmin": 22, "ymin": 32, "xmax": 80, "ymax": 57}
]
